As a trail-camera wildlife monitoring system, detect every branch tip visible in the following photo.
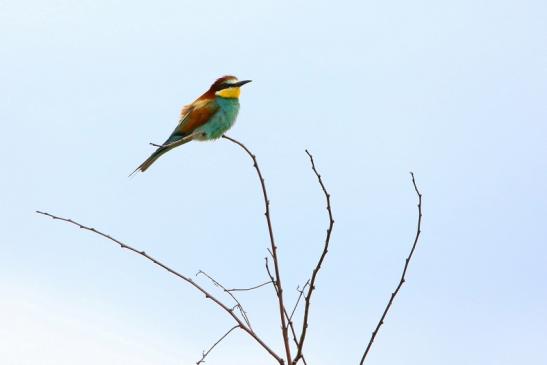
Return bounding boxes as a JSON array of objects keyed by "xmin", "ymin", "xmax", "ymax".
[
  {"xmin": 359, "ymin": 173, "xmax": 423, "ymax": 364},
  {"xmin": 295, "ymin": 149, "xmax": 335, "ymax": 363}
]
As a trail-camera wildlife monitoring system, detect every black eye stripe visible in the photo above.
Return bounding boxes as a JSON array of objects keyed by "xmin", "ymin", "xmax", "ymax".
[{"xmin": 219, "ymin": 83, "xmax": 236, "ymax": 90}]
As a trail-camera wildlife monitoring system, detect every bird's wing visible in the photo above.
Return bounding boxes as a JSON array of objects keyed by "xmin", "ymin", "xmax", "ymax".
[{"xmin": 175, "ymin": 98, "xmax": 219, "ymax": 135}]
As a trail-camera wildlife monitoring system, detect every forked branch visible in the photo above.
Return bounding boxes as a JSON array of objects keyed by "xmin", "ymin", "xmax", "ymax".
[
  {"xmin": 358, "ymin": 172, "xmax": 423, "ymax": 364},
  {"xmin": 38, "ymin": 135, "xmax": 424, "ymax": 365},
  {"xmin": 196, "ymin": 270, "xmax": 254, "ymax": 331},
  {"xmin": 35, "ymin": 210, "xmax": 283, "ymax": 364}
]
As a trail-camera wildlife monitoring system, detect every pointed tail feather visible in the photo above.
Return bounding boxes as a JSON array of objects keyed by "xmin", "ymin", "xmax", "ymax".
[
  {"xmin": 129, "ymin": 135, "xmax": 193, "ymax": 176},
  {"xmin": 129, "ymin": 147, "xmax": 169, "ymax": 176}
]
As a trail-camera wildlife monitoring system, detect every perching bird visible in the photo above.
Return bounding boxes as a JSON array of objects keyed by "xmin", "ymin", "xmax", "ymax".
[{"xmin": 131, "ymin": 75, "xmax": 252, "ymax": 175}]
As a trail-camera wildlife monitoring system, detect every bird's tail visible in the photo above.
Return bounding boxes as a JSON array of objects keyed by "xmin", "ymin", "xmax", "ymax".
[{"xmin": 130, "ymin": 135, "xmax": 191, "ymax": 176}]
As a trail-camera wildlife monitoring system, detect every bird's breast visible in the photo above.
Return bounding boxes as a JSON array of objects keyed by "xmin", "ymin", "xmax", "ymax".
[
  {"xmin": 216, "ymin": 97, "xmax": 240, "ymax": 119},
  {"xmin": 196, "ymin": 97, "xmax": 240, "ymax": 139}
]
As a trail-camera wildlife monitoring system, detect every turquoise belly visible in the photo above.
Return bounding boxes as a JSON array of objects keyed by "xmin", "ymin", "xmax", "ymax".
[{"xmin": 196, "ymin": 97, "xmax": 240, "ymax": 140}]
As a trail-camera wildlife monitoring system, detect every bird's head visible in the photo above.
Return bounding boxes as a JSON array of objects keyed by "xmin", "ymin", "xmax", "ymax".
[{"xmin": 211, "ymin": 75, "xmax": 252, "ymax": 99}]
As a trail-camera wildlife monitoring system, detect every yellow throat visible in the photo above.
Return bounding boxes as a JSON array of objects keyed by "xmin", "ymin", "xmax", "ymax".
[{"xmin": 216, "ymin": 87, "xmax": 241, "ymax": 98}]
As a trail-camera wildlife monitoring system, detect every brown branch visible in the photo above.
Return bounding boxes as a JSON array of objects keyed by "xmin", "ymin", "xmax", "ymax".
[
  {"xmin": 196, "ymin": 325, "xmax": 239, "ymax": 365},
  {"xmin": 35, "ymin": 210, "xmax": 284, "ymax": 364},
  {"xmin": 196, "ymin": 270, "xmax": 253, "ymax": 331},
  {"xmin": 358, "ymin": 172, "xmax": 423, "ymax": 365},
  {"xmin": 294, "ymin": 150, "xmax": 335, "ymax": 364},
  {"xmin": 223, "ymin": 134, "xmax": 292, "ymax": 365}
]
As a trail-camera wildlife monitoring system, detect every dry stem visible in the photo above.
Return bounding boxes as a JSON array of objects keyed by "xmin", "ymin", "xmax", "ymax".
[
  {"xmin": 358, "ymin": 172, "xmax": 423, "ymax": 364},
  {"xmin": 294, "ymin": 150, "xmax": 335, "ymax": 364}
]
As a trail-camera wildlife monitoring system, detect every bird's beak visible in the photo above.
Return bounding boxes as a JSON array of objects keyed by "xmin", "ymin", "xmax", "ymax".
[{"xmin": 234, "ymin": 80, "xmax": 252, "ymax": 87}]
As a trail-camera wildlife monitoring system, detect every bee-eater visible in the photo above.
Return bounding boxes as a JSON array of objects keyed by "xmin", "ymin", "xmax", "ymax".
[{"xmin": 131, "ymin": 75, "xmax": 252, "ymax": 175}]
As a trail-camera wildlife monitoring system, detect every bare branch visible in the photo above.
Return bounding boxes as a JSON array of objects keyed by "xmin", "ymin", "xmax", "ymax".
[
  {"xmin": 196, "ymin": 270, "xmax": 253, "ymax": 331},
  {"xmin": 358, "ymin": 172, "xmax": 423, "ymax": 364},
  {"xmin": 223, "ymin": 135, "xmax": 292, "ymax": 364},
  {"xmin": 226, "ymin": 281, "xmax": 273, "ymax": 292},
  {"xmin": 294, "ymin": 150, "xmax": 335, "ymax": 364},
  {"xmin": 36, "ymin": 210, "xmax": 284, "ymax": 364},
  {"xmin": 196, "ymin": 325, "xmax": 240, "ymax": 365}
]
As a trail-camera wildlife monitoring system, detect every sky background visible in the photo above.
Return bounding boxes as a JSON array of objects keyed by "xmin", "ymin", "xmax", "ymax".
[{"xmin": 1, "ymin": 0, "xmax": 546, "ymax": 364}]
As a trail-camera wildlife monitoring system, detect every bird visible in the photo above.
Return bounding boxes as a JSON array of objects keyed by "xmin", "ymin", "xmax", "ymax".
[{"xmin": 131, "ymin": 75, "xmax": 252, "ymax": 175}]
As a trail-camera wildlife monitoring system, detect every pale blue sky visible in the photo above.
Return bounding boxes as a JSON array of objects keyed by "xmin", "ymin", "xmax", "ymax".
[{"xmin": 1, "ymin": 0, "xmax": 546, "ymax": 364}]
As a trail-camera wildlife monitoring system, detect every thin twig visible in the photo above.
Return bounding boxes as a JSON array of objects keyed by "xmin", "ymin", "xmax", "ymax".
[
  {"xmin": 294, "ymin": 150, "xmax": 335, "ymax": 364},
  {"xmin": 196, "ymin": 270, "xmax": 253, "ymax": 331},
  {"xmin": 148, "ymin": 132, "xmax": 202, "ymax": 149},
  {"xmin": 223, "ymin": 135, "xmax": 292, "ymax": 365},
  {"xmin": 227, "ymin": 281, "xmax": 273, "ymax": 292},
  {"xmin": 36, "ymin": 210, "xmax": 283, "ymax": 364},
  {"xmin": 196, "ymin": 325, "xmax": 239, "ymax": 365},
  {"xmin": 358, "ymin": 172, "xmax": 423, "ymax": 364},
  {"xmin": 289, "ymin": 281, "xmax": 310, "ymax": 321}
]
